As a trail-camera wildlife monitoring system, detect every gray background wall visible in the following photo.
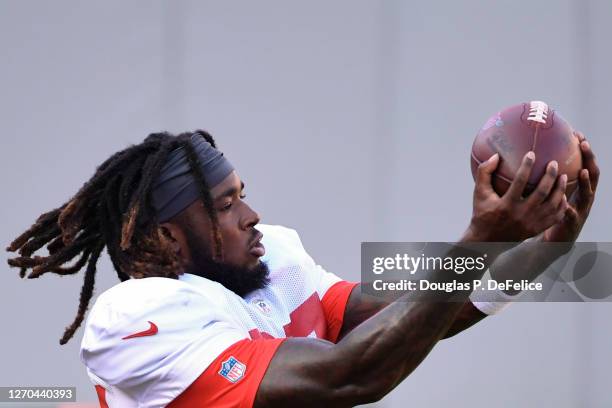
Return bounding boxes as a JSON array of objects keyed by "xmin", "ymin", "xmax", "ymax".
[{"xmin": 1, "ymin": 1, "xmax": 610, "ymax": 407}]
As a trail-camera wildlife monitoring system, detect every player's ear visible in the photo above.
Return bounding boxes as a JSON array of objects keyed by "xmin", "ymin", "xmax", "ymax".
[{"xmin": 159, "ymin": 222, "xmax": 184, "ymax": 255}]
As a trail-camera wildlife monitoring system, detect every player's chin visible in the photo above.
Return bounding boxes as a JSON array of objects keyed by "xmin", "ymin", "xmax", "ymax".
[{"xmin": 244, "ymin": 257, "xmax": 264, "ymax": 271}]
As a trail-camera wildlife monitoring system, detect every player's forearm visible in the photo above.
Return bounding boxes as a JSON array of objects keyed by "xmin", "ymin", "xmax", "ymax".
[
  {"xmin": 339, "ymin": 238, "xmax": 565, "ymax": 341},
  {"xmin": 337, "ymin": 238, "xmax": 513, "ymax": 341},
  {"xmin": 484, "ymin": 234, "xmax": 571, "ymax": 295},
  {"xmin": 327, "ymin": 236, "xmax": 519, "ymax": 403},
  {"xmin": 436, "ymin": 237, "xmax": 562, "ymax": 337},
  {"xmin": 326, "ymin": 243, "xmax": 504, "ymax": 403},
  {"xmin": 444, "ymin": 237, "xmax": 570, "ymax": 336},
  {"xmin": 338, "ymin": 286, "xmax": 486, "ymax": 341},
  {"xmin": 332, "ymin": 295, "xmax": 470, "ymax": 403},
  {"xmin": 442, "ymin": 237, "xmax": 568, "ymax": 335}
]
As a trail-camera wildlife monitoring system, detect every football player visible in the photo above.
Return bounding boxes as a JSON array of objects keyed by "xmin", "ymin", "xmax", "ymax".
[{"xmin": 7, "ymin": 130, "xmax": 598, "ymax": 407}]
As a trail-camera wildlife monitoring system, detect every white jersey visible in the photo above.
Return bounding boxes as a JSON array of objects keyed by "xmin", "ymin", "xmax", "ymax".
[{"xmin": 80, "ymin": 224, "xmax": 356, "ymax": 408}]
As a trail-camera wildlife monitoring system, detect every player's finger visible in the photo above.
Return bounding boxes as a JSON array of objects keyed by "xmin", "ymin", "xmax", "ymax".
[
  {"xmin": 564, "ymin": 204, "xmax": 579, "ymax": 224},
  {"xmin": 576, "ymin": 169, "xmax": 594, "ymax": 210},
  {"xmin": 505, "ymin": 151, "xmax": 535, "ymax": 201},
  {"xmin": 574, "ymin": 130, "xmax": 586, "ymax": 143},
  {"xmin": 475, "ymin": 153, "xmax": 499, "ymax": 195},
  {"xmin": 527, "ymin": 161, "xmax": 559, "ymax": 205},
  {"xmin": 580, "ymin": 140, "xmax": 600, "ymax": 191},
  {"xmin": 556, "ymin": 194, "xmax": 570, "ymax": 221},
  {"xmin": 555, "ymin": 200, "xmax": 569, "ymax": 222},
  {"xmin": 540, "ymin": 197, "xmax": 571, "ymax": 229},
  {"xmin": 541, "ymin": 173, "xmax": 567, "ymax": 209}
]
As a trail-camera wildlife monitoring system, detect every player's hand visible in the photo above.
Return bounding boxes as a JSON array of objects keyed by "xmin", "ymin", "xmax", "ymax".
[
  {"xmin": 543, "ymin": 131, "xmax": 599, "ymax": 243},
  {"xmin": 466, "ymin": 151, "xmax": 568, "ymax": 242}
]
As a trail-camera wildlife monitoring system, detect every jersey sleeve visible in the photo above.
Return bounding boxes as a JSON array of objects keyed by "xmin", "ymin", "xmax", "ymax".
[
  {"xmin": 285, "ymin": 229, "xmax": 358, "ymax": 343},
  {"xmin": 258, "ymin": 224, "xmax": 358, "ymax": 343},
  {"xmin": 321, "ymin": 280, "xmax": 358, "ymax": 343},
  {"xmin": 80, "ymin": 277, "xmax": 250, "ymax": 408},
  {"xmin": 168, "ymin": 338, "xmax": 284, "ymax": 408}
]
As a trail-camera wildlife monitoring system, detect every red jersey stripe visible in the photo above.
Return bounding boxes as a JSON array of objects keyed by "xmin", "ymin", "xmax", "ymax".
[
  {"xmin": 168, "ymin": 338, "xmax": 284, "ymax": 408},
  {"xmin": 321, "ymin": 281, "xmax": 359, "ymax": 343},
  {"xmin": 94, "ymin": 385, "xmax": 109, "ymax": 408}
]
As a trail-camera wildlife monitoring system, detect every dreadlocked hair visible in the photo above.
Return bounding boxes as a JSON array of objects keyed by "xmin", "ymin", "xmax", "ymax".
[{"xmin": 6, "ymin": 130, "xmax": 223, "ymax": 345}]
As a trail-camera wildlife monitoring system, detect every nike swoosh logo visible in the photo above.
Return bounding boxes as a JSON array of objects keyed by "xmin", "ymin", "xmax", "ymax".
[{"xmin": 122, "ymin": 321, "xmax": 158, "ymax": 340}]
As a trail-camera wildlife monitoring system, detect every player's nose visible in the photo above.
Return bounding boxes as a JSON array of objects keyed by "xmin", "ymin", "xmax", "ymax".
[{"xmin": 240, "ymin": 202, "xmax": 260, "ymax": 230}]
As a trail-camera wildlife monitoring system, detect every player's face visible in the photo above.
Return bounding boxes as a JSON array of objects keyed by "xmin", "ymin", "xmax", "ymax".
[
  {"xmin": 174, "ymin": 171, "xmax": 269, "ymax": 296},
  {"xmin": 208, "ymin": 170, "xmax": 265, "ymax": 268}
]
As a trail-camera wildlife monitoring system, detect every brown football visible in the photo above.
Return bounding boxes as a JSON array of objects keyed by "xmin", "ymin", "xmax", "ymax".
[{"xmin": 471, "ymin": 101, "xmax": 582, "ymax": 197}]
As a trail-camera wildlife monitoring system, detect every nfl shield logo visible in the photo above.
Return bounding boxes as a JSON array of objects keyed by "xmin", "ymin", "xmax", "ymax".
[
  {"xmin": 219, "ymin": 356, "xmax": 246, "ymax": 383},
  {"xmin": 252, "ymin": 298, "xmax": 272, "ymax": 315}
]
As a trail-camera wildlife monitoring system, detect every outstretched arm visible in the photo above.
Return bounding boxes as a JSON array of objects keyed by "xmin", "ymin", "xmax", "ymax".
[
  {"xmin": 255, "ymin": 151, "xmax": 568, "ymax": 407},
  {"xmin": 337, "ymin": 233, "xmax": 571, "ymax": 341},
  {"xmin": 337, "ymin": 132, "xmax": 599, "ymax": 342}
]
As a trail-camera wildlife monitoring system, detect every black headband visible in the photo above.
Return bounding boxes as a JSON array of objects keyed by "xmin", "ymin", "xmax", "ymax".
[{"xmin": 152, "ymin": 134, "xmax": 234, "ymax": 222}]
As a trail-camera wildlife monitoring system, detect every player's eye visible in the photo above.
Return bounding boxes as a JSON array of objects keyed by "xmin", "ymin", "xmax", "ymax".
[
  {"xmin": 219, "ymin": 194, "xmax": 246, "ymax": 212},
  {"xmin": 220, "ymin": 201, "xmax": 233, "ymax": 211}
]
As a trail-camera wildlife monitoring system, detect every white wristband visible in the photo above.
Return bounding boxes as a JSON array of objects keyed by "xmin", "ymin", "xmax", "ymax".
[{"xmin": 469, "ymin": 268, "xmax": 520, "ymax": 315}]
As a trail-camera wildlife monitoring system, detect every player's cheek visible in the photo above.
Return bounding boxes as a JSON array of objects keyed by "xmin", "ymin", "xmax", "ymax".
[{"xmin": 226, "ymin": 237, "xmax": 249, "ymax": 265}]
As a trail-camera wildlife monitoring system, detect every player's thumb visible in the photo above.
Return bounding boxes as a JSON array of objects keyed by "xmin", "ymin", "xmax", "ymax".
[{"xmin": 475, "ymin": 153, "xmax": 499, "ymax": 194}]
